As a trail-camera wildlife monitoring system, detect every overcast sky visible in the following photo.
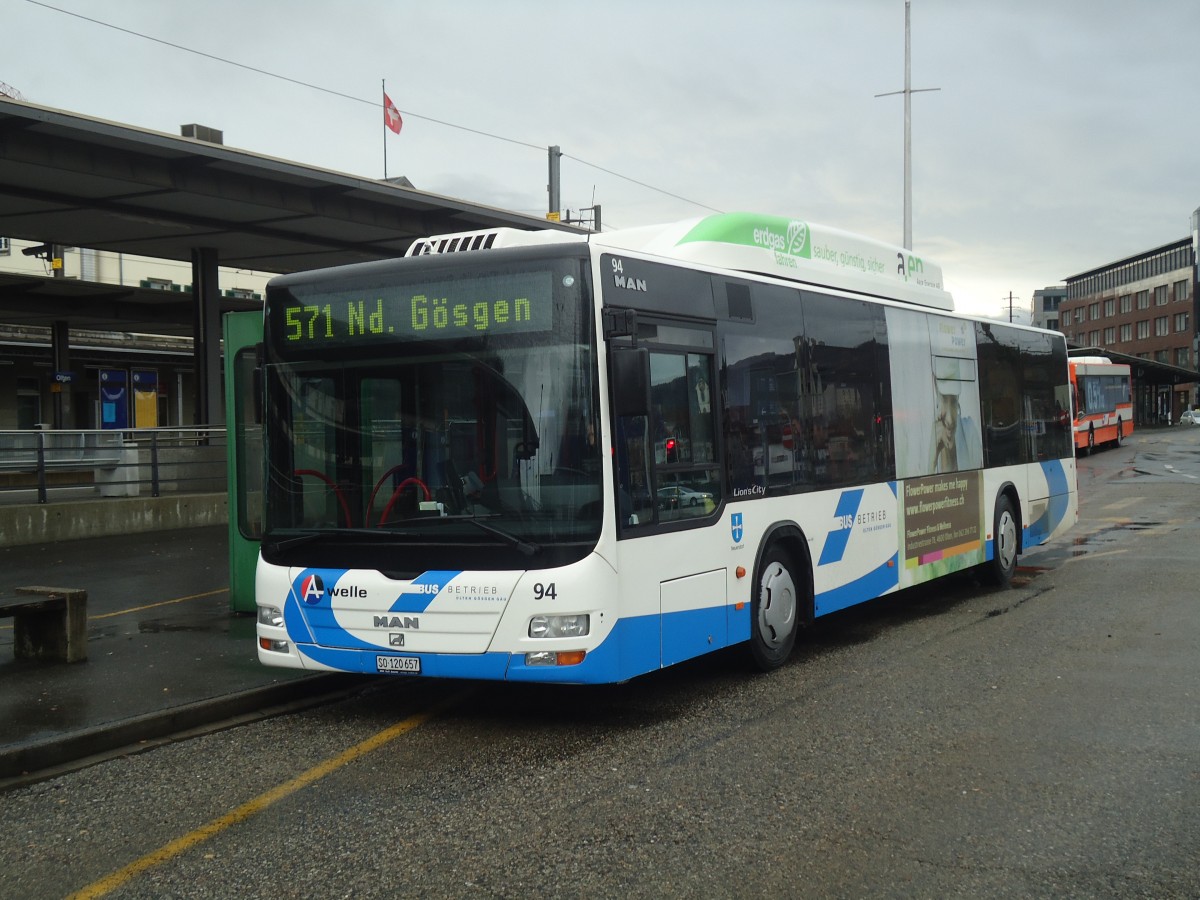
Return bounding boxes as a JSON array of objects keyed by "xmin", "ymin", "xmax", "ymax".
[{"xmin": 5, "ymin": 0, "xmax": 1200, "ymax": 319}]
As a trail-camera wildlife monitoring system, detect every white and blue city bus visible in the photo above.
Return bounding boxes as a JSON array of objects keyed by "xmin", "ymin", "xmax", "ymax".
[{"xmin": 255, "ymin": 213, "xmax": 1077, "ymax": 683}]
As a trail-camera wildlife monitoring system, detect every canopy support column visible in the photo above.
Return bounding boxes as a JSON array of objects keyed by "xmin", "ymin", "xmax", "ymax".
[{"xmin": 191, "ymin": 247, "xmax": 223, "ymax": 426}]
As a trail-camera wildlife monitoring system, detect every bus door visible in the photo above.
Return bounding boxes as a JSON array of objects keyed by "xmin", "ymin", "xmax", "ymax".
[{"xmin": 610, "ymin": 316, "xmax": 725, "ymax": 667}]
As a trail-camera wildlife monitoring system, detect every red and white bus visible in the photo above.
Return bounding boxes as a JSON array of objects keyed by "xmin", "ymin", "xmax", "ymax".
[{"xmin": 1069, "ymin": 356, "xmax": 1132, "ymax": 453}]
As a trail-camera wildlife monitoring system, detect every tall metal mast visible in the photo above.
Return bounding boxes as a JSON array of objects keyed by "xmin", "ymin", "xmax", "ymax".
[{"xmin": 875, "ymin": 0, "xmax": 939, "ymax": 250}]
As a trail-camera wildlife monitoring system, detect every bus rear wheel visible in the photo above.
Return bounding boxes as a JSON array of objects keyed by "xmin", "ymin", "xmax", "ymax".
[
  {"xmin": 983, "ymin": 495, "xmax": 1019, "ymax": 587},
  {"xmin": 749, "ymin": 546, "xmax": 800, "ymax": 671}
]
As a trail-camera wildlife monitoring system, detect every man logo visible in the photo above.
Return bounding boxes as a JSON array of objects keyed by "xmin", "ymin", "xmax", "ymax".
[
  {"xmin": 731, "ymin": 512, "xmax": 744, "ymax": 544},
  {"xmin": 300, "ymin": 574, "xmax": 324, "ymax": 605}
]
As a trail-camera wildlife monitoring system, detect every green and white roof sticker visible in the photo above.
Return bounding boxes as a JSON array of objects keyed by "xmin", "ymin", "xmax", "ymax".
[{"xmin": 596, "ymin": 212, "xmax": 954, "ymax": 311}]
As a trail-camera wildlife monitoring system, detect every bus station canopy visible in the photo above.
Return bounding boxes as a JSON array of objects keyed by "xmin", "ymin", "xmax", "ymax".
[
  {"xmin": 0, "ymin": 270, "xmax": 261, "ymax": 337},
  {"xmin": 1069, "ymin": 346, "xmax": 1198, "ymax": 388},
  {"xmin": 0, "ymin": 95, "xmax": 579, "ymax": 333}
]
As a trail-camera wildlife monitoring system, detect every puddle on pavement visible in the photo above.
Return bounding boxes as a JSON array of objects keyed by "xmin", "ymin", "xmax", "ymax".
[
  {"xmin": 1073, "ymin": 521, "xmax": 1161, "ymax": 546},
  {"xmin": 1028, "ymin": 519, "xmax": 1166, "ymax": 566}
]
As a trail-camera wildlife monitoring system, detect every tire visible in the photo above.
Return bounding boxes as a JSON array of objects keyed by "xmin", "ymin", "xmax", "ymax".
[
  {"xmin": 983, "ymin": 494, "xmax": 1019, "ymax": 587},
  {"xmin": 748, "ymin": 546, "xmax": 800, "ymax": 671}
]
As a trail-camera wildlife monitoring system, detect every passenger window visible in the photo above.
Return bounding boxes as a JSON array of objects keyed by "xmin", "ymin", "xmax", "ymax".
[
  {"xmin": 615, "ymin": 413, "xmax": 655, "ymax": 526},
  {"xmin": 649, "ymin": 350, "xmax": 720, "ymax": 523}
]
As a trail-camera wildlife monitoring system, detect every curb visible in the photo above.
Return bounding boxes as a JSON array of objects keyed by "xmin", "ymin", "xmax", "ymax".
[{"xmin": 0, "ymin": 673, "xmax": 365, "ymax": 788}]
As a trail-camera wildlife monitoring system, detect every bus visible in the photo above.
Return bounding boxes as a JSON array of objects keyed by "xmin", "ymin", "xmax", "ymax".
[
  {"xmin": 254, "ymin": 212, "xmax": 1077, "ymax": 683},
  {"xmin": 1068, "ymin": 356, "xmax": 1132, "ymax": 453}
]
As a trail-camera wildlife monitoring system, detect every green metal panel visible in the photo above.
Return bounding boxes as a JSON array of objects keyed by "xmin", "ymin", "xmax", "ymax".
[{"xmin": 223, "ymin": 310, "xmax": 264, "ymax": 613}]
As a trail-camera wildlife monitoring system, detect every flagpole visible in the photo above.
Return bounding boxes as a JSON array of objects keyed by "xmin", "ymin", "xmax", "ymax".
[{"xmin": 382, "ymin": 78, "xmax": 388, "ymax": 180}]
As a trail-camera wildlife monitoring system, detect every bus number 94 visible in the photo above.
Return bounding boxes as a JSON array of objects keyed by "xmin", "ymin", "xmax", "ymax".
[{"xmin": 533, "ymin": 582, "xmax": 557, "ymax": 600}]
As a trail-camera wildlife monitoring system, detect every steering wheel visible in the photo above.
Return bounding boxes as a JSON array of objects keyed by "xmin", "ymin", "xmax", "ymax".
[
  {"xmin": 378, "ymin": 477, "xmax": 433, "ymax": 526},
  {"xmin": 293, "ymin": 469, "xmax": 353, "ymax": 528},
  {"xmin": 367, "ymin": 465, "xmax": 413, "ymax": 526}
]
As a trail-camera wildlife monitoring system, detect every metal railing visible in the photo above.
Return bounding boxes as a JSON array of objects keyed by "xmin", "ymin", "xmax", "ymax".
[{"xmin": 0, "ymin": 427, "xmax": 228, "ymax": 504}]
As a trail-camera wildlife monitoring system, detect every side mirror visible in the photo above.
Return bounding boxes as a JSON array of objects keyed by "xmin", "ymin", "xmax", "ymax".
[{"xmin": 611, "ymin": 347, "xmax": 649, "ymax": 417}]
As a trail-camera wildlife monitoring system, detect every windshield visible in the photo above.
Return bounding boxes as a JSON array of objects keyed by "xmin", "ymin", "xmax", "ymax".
[{"xmin": 261, "ymin": 252, "xmax": 602, "ymax": 572}]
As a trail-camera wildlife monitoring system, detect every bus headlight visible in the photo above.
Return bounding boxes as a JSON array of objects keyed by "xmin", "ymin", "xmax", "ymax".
[
  {"xmin": 525, "ymin": 650, "xmax": 586, "ymax": 667},
  {"xmin": 528, "ymin": 614, "xmax": 589, "ymax": 639},
  {"xmin": 258, "ymin": 605, "xmax": 284, "ymax": 628}
]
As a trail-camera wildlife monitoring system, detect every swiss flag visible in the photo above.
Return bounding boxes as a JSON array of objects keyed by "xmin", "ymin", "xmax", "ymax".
[{"xmin": 384, "ymin": 93, "xmax": 403, "ymax": 134}]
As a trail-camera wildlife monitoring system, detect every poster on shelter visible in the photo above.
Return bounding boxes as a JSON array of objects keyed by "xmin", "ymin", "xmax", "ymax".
[
  {"xmin": 100, "ymin": 369, "xmax": 128, "ymax": 430},
  {"xmin": 132, "ymin": 369, "xmax": 159, "ymax": 428}
]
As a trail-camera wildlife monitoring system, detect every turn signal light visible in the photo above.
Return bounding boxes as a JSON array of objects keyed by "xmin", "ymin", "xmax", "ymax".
[{"xmin": 524, "ymin": 650, "xmax": 587, "ymax": 667}]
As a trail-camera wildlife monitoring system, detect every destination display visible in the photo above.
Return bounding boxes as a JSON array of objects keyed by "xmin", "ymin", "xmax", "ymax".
[{"xmin": 273, "ymin": 270, "xmax": 555, "ymax": 346}]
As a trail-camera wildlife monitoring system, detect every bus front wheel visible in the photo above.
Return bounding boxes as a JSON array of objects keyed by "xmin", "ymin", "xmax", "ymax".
[
  {"xmin": 983, "ymin": 495, "xmax": 1019, "ymax": 587},
  {"xmin": 749, "ymin": 546, "xmax": 800, "ymax": 671}
]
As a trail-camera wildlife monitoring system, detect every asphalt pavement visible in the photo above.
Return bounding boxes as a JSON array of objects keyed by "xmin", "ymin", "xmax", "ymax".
[
  {"xmin": 1, "ymin": 424, "xmax": 1189, "ymax": 788},
  {"xmin": 0, "ymin": 525, "xmax": 357, "ymax": 787}
]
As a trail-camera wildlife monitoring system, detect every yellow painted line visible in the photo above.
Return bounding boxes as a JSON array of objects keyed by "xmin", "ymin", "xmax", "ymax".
[
  {"xmin": 1058, "ymin": 548, "xmax": 1130, "ymax": 565},
  {"xmin": 90, "ymin": 588, "xmax": 229, "ymax": 620},
  {"xmin": 1100, "ymin": 497, "xmax": 1142, "ymax": 511},
  {"xmin": 0, "ymin": 588, "xmax": 228, "ymax": 632},
  {"xmin": 68, "ymin": 690, "xmax": 467, "ymax": 899}
]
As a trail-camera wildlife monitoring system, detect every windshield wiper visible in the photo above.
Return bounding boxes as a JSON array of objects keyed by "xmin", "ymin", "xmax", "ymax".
[
  {"xmin": 380, "ymin": 514, "xmax": 542, "ymax": 556},
  {"xmin": 264, "ymin": 527, "xmax": 392, "ymax": 552},
  {"xmin": 265, "ymin": 530, "xmax": 326, "ymax": 552},
  {"xmin": 273, "ymin": 516, "xmax": 544, "ymax": 556},
  {"xmin": 459, "ymin": 516, "xmax": 542, "ymax": 557}
]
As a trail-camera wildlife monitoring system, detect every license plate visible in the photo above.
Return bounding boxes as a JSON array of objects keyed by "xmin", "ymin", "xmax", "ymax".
[{"xmin": 376, "ymin": 655, "xmax": 421, "ymax": 674}]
